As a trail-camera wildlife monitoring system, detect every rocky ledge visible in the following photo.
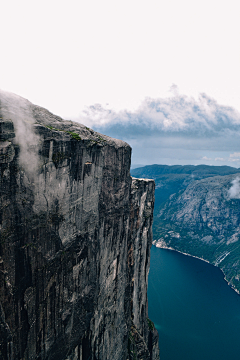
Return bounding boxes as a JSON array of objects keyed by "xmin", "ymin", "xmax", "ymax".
[{"xmin": 0, "ymin": 90, "xmax": 159, "ymax": 360}]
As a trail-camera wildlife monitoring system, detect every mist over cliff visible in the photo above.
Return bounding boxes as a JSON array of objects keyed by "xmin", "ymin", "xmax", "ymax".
[{"xmin": 0, "ymin": 90, "xmax": 159, "ymax": 360}]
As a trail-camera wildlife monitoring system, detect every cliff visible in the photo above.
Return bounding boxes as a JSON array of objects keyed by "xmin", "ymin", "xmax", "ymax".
[{"xmin": 0, "ymin": 90, "xmax": 159, "ymax": 360}]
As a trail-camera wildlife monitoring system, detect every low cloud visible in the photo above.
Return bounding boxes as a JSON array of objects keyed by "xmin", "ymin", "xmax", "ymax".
[
  {"xmin": 80, "ymin": 92, "xmax": 240, "ymax": 137},
  {"xmin": 228, "ymin": 177, "xmax": 240, "ymax": 199},
  {"xmin": 75, "ymin": 92, "xmax": 240, "ymax": 167},
  {"xmin": 0, "ymin": 89, "xmax": 40, "ymax": 177},
  {"xmin": 202, "ymin": 156, "xmax": 212, "ymax": 161},
  {"xmin": 230, "ymin": 153, "xmax": 240, "ymax": 161}
]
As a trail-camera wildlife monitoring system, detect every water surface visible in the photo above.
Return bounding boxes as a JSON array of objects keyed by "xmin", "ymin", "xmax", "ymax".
[{"xmin": 148, "ymin": 246, "xmax": 240, "ymax": 360}]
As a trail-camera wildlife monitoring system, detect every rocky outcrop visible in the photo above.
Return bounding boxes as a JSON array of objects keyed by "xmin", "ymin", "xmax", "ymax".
[
  {"xmin": 127, "ymin": 179, "xmax": 159, "ymax": 360},
  {"xmin": 0, "ymin": 90, "xmax": 159, "ymax": 360}
]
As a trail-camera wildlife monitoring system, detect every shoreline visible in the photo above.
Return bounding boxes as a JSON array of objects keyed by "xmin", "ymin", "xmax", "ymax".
[{"xmin": 152, "ymin": 242, "xmax": 240, "ymax": 296}]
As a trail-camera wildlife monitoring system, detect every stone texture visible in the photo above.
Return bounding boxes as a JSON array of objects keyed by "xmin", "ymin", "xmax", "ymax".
[
  {"xmin": 127, "ymin": 179, "xmax": 159, "ymax": 360},
  {"xmin": 0, "ymin": 90, "xmax": 159, "ymax": 360}
]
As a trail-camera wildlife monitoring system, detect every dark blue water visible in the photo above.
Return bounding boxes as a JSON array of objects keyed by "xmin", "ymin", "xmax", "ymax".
[{"xmin": 148, "ymin": 246, "xmax": 240, "ymax": 360}]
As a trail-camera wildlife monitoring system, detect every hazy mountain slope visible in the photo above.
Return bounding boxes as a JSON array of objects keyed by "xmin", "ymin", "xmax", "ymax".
[
  {"xmin": 131, "ymin": 165, "xmax": 240, "ymax": 213},
  {"xmin": 131, "ymin": 165, "xmax": 240, "ymax": 293}
]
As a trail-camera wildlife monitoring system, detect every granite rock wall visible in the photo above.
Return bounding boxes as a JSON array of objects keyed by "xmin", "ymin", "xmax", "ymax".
[{"xmin": 0, "ymin": 90, "xmax": 159, "ymax": 360}]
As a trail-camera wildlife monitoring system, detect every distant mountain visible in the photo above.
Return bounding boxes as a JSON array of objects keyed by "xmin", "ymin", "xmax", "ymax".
[
  {"xmin": 132, "ymin": 164, "xmax": 240, "ymax": 212},
  {"xmin": 132, "ymin": 164, "xmax": 240, "ymax": 178},
  {"xmin": 131, "ymin": 164, "xmax": 240, "ymax": 293}
]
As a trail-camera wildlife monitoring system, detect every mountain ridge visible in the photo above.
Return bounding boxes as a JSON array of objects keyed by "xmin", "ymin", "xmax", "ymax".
[{"xmin": 131, "ymin": 164, "xmax": 240, "ymax": 294}]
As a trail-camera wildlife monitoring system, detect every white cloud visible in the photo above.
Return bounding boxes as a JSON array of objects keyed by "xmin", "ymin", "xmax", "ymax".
[
  {"xmin": 229, "ymin": 158, "xmax": 240, "ymax": 162},
  {"xmin": 80, "ymin": 92, "xmax": 240, "ymax": 136},
  {"xmin": 0, "ymin": 0, "xmax": 240, "ymax": 118},
  {"xmin": 0, "ymin": 89, "xmax": 40, "ymax": 177},
  {"xmin": 230, "ymin": 152, "xmax": 240, "ymax": 158},
  {"xmin": 77, "ymin": 93, "xmax": 240, "ymax": 167},
  {"xmin": 228, "ymin": 177, "xmax": 240, "ymax": 199}
]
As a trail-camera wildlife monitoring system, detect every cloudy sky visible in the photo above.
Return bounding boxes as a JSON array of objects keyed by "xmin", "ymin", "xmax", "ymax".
[{"xmin": 1, "ymin": 0, "xmax": 240, "ymax": 167}]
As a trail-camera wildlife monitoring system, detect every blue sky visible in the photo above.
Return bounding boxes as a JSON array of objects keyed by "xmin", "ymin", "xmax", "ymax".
[{"xmin": 1, "ymin": 0, "xmax": 240, "ymax": 167}]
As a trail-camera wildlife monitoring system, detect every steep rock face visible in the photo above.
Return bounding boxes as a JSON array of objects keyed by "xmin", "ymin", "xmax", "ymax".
[
  {"xmin": 127, "ymin": 179, "xmax": 159, "ymax": 360},
  {"xmin": 0, "ymin": 91, "xmax": 159, "ymax": 360}
]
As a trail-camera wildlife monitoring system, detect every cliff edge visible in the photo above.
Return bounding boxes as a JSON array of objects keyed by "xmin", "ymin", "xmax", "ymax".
[{"xmin": 0, "ymin": 90, "xmax": 159, "ymax": 360}]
